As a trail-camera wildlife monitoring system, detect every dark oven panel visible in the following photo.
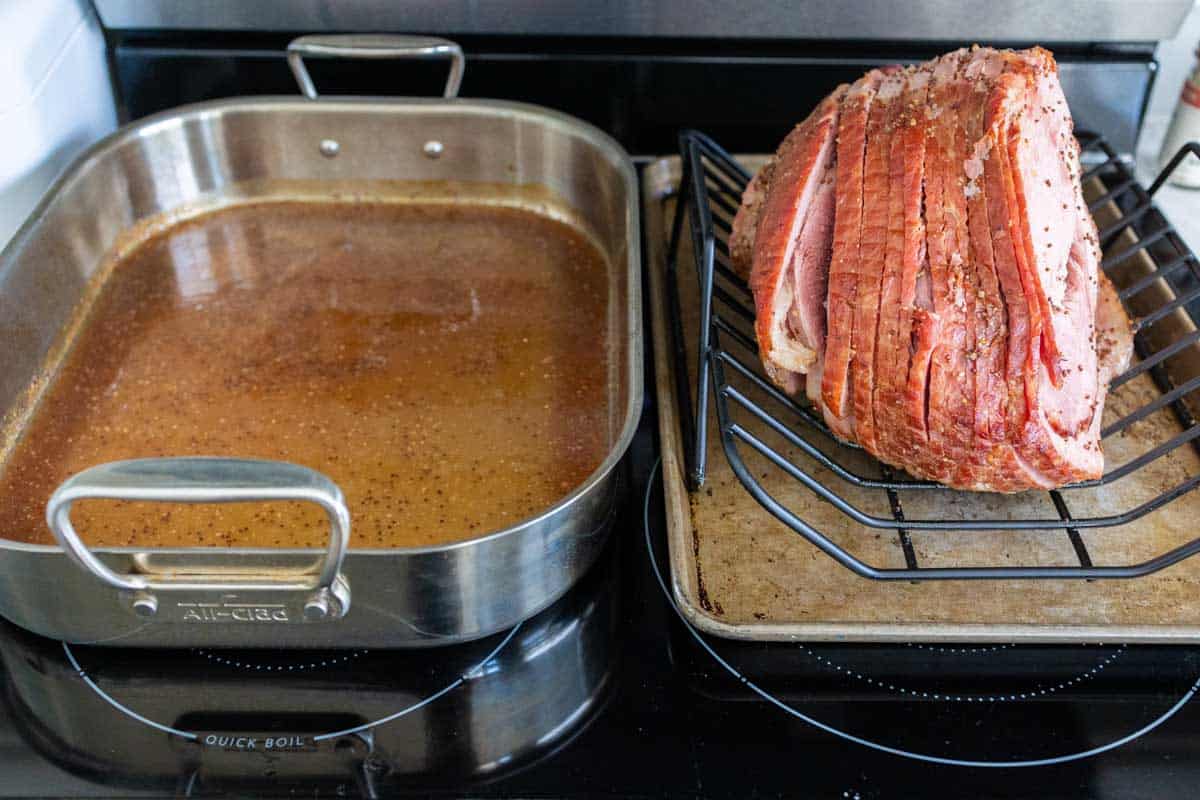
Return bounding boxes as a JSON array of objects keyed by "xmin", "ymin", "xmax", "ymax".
[{"xmin": 111, "ymin": 36, "xmax": 1155, "ymax": 155}]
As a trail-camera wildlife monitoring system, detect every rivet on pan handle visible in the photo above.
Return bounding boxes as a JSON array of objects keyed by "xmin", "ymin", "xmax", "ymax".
[
  {"xmin": 286, "ymin": 34, "xmax": 465, "ymax": 99},
  {"xmin": 46, "ymin": 458, "xmax": 351, "ymax": 623}
]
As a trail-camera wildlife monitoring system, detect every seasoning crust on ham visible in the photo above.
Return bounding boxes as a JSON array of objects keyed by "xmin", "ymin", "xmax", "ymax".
[{"xmin": 730, "ymin": 45, "xmax": 1131, "ymax": 492}]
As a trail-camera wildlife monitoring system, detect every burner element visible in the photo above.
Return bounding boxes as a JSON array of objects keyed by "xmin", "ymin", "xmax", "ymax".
[
  {"xmin": 61, "ymin": 622, "xmax": 521, "ymax": 742},
  {"xmin": 191, "ymin": 649, "xmax": 370, "ymax": 674},
  {"xmin": 793, "ymin": 642, "xmax": 1128, "ymax": 703},
  {"xmin": 644, "ymin": 459, "xmax": 1200, "ymax": 768}
]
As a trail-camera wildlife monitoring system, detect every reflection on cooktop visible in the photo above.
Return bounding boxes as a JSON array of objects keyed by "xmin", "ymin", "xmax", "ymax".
[
  {"xmin": 4, "ymin": 445, "xmax": 1200, "ymax": 797},
  {"xmin": 0, "ymin": 541, "xmax": 618, "ymax": 796}
]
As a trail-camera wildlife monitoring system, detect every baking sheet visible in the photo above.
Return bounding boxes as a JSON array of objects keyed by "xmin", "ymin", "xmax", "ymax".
[{"xmin": 646, "ymin": 154, "xmax": 1200, "ymax": 643}]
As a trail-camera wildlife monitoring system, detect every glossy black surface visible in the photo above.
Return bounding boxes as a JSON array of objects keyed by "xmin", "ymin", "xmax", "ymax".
[
  {"xmin": 3, "ymin": 419, "xmax": 1200, "ymax": 797},
  {"xmin": 107, "ymin": 34, "xmax": 1155, "ymax": 155}
]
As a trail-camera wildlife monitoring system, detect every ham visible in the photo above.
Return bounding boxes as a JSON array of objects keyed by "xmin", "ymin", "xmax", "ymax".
[{"xmin": 734, "ymin": 46, "xmax": 1129, "ymax": 491}]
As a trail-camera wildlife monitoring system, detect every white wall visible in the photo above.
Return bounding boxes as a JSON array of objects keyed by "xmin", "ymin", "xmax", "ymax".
[
  {"xmin": 0, "ymin": 0, "xmax": 118, "ymax": 251},
  {"xmin": 1136, "ymin": 1, "xmax": 1200, "ymax": 249}
]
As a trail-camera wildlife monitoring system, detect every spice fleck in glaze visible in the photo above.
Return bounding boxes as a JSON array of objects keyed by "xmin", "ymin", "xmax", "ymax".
[{"xmin": 0, "ymin": 201, "xmax": 611, "ymax": 548}]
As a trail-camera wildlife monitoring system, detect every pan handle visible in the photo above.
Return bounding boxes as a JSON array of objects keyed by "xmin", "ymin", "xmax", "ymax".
[
  {"xmin": 46, "ymin": 458, "xmax": 351, "ymax": 622},
  {"xmin": 286, "ymin": 34, "xmax": 465, "ymax": 99}
]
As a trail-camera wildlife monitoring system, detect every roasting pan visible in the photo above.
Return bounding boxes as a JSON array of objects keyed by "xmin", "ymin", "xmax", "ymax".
[{"xmin": 0, "ymin": 36, "xmax": 642, "ymax": 647}]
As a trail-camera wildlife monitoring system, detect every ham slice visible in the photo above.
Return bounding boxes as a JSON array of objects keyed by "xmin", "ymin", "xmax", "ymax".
[
  {"xmin": 874, "ymin": 63, "xmax": 933, "ymax": 471},
  {"xmin": 734, "ymin": 46, "xmax": 1128, "ymax": 491},
  {"xmin": 922, "ymin": 50, "xmax": 981, "ymax": 484},
  {"xmin": 1017, "ymin": 211, "xmax": 1104, "ymax": 484},
  {"xmin": 734, "ymin": 88, "xmax": 846, "ymax": 396},
  {"xmin": 729, "ymin": 159, "xmax": 773, "ymax": 281},
  {"xmin": 850, "ymin": 68, "xmax": 906, "ymax": 454},
  {"xmin": 998, "ymin": 49, "xmax": 1106, "ymax": 486},
  {"xmin": 1097, "ymin": 270, "xmax": 1133, "ymax": 385},
  {"xmin": 821, "ymin": 71, "xmax": 887, "ymax": 440},
  {"xmin": 959, "ymin": 48, "xmax": 1030, "ymax": 490}
]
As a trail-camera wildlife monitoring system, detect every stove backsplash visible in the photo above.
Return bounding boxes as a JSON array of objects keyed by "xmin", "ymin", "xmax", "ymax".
[{"xmin": 109, "ymin": 36, "xmax": 1155, "ymax": 156}]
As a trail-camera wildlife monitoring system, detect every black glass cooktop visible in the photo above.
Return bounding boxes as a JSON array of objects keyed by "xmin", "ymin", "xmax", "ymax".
[{"xmin": 4, "ymin": 427, "xmax": 1200, "ymax": 798}]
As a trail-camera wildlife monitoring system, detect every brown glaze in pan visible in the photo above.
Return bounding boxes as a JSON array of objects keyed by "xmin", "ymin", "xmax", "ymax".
[{"xmin": 0, "ymin": 200, "xmax": 610, "ymax": 549}]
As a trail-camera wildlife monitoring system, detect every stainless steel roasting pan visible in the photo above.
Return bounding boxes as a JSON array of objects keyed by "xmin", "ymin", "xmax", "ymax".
[{"xmin": 0, "ymin": 36, "xmax": 642, "ymax": 647}]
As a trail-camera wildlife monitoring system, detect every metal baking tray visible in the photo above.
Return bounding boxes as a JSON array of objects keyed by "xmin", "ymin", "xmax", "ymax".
[
  {"xmin": 646, "ymin": 149, "xmax": 1200, "ymax": 643},
  {"xmin": 0, "ymin": 36, "xmax": 642, "ymax": 648}
]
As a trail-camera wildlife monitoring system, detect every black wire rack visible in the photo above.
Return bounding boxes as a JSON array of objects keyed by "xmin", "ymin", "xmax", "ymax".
[{"xmin": 666, "ymin": 129, "xmax": 1200, "ymax": 580}]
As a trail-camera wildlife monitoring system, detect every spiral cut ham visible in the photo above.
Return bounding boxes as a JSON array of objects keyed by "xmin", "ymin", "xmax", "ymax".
[{"xmin": 729, "ymin": 46, "xmax": 1132, "ymax": 492}]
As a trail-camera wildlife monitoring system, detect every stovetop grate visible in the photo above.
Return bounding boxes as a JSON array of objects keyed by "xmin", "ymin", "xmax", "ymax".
[{"xmin": 666, "ymin": 128, "xmax": 1200, "ymax": 580}]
